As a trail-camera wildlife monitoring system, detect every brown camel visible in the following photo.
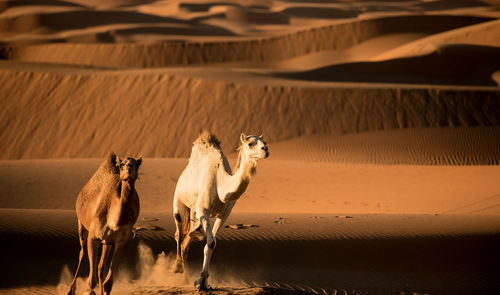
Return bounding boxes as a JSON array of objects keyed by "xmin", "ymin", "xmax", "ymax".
[{"xmin": 66, "ymin": 153, "xmax": 142, "ymax": 295}]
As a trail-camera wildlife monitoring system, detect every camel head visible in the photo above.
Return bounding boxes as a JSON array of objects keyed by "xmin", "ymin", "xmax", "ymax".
[
  {"xmin": 240, "ymin": 133, "xmax": 269, "ymax": 161},
  {"xmin": 115, "ymin": 156, "xmax": 142, "ymax": 181}
]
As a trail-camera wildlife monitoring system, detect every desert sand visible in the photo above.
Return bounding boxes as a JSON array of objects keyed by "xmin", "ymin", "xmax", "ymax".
[{"xmin": 1, "ymin": 0, "xmax": 500, "ymax": 294}]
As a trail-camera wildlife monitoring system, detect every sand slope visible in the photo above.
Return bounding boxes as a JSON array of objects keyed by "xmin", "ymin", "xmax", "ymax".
[
  {"xmin": 269, "ymin": 127, "xmax": 500, "ymax": 165},
  {"xmin": 1, "ymin": 67, "xmax": 499, "ymax": 159}
]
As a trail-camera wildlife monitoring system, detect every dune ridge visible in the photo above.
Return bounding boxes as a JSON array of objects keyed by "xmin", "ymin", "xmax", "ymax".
[
  {"xmin": 1, "ymin": 15, "xmax": 491, "ymax": 67},
  {"xmin": 276, "ymin": 43, "xmax": 500, "ymax": 86},
  {"xmin": 374, "ymin": 18, "xmax": 500, "ymax": 60}
]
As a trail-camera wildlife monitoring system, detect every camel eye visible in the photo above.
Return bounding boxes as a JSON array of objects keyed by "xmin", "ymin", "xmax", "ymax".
[{"xmin": 248, "ymin": 142, "xmax": 255, "ymax": 147}]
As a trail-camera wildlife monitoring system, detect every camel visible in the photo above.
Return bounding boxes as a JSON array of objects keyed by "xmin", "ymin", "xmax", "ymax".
[
  {"xmin": 171, "ymin": 131, "xmax": 269, "ymax": 291},
  {"xmin": 66, "ymin": 153, "xmax": 142, "ymax": 295}
]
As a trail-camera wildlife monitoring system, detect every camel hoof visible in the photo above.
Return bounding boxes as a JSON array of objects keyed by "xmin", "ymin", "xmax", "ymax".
[
  {"xmin": 83, "ymin": 290, "xmax": 96, "ymax": 295},
  {"xmin": 194, "ymin": 277, "xmax": 211, "ymax": 291},
  {"xmin": 172, "ymin": 261, "xmax": 184, "ymax": 273},
  {"xmin": 173, "ymin": 267, "xmax": 184, "ymax": 274}
]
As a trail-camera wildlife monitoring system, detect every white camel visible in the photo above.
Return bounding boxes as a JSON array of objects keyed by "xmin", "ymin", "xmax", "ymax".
[{"xmin": 171, "ymin": 131, "xmax": 269, "ymax": 290}]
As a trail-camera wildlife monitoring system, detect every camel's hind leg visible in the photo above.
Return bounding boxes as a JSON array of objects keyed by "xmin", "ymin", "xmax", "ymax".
[
  {"xmin": 66, "ymin": 220, "xmax": 88, "ymax": 295},
  {"xmin": 176, "ymin": 210, "xmax": 202, "ymax": 275},
  {"xmin": 172, "ymin": 199, "xmax": 190, "ymax": 273}
]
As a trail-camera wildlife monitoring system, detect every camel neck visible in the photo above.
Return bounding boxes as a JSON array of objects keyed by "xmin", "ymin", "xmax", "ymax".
[
  {"xmin": 218, "ymin": 154, "xmax": 256, "ymax": 203},
  {"xmin": 120, "ymin": 180, "xmax": 135, "ymax": 202},
  {"xmin": 234, "ymin": 154, "xmax": 256, "ymax": 180}
]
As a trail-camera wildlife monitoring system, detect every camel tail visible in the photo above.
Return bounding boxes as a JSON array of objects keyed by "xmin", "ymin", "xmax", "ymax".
[{"xmin": 182, "ymin": 211, "xmax": 190, "ymax": 237}]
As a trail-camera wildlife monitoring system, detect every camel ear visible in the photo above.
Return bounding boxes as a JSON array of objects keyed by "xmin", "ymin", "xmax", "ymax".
[
  {"xmin": 259, "ymin": 134, "xmax": 264, "ymax": 140},
  {"xmin": 240, "ymin": 133, "xmax": 247, "ymax": 143},
  {"xmin": 115, "ymin": 156, "xmax": 121, "ymax": 167},
  {"xmin": 136, "ymin": 157, "xmax": 142, "ymax": 168}
]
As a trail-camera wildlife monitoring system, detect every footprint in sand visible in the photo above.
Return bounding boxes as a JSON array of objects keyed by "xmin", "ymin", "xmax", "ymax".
[
  {"xmin": 274, "ymin": 217, "xmax": 289, "ymax": 224},
  {"xmin": 141, "ymin": 217, "xmax": 159, "ymax": 222},
  {"xmin": 134, "ymin": 224, "xmax": 164, "ymax": 231},
  {"xmin": 334, "ymin": 215, "xmax": 353, "ymax": 219},
  {"xmin": 225, "ymin": 224, "xmax": 259, "ymax": 229}
]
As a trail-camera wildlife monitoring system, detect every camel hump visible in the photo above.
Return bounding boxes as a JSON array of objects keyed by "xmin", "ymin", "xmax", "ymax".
[
  {"xmin": 194, "ymin": 130, "xmax": 221, "ymax": 148},
  {"xmin": 97, "ymin": 152, "xmax": 119, "ymax": 175},
  {"xmin": 107, "ymin": 152, "xmax": 117, "ymax": 165}
]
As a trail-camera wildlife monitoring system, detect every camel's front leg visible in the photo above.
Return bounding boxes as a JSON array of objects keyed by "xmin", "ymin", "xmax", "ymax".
[
  {"xmin": 173, "ymin": 212, "xmax": 184, "ymax": 273},
  {"xmin": 194, "ymin": 215, "xmax": 230, "ymax": 290},
  {"xmin": 103, "ymin": 241, "xmax": 125, "ymax": 295},
  {"xmin": 98, "ymin": 242, "xmax": 114, "ymax": 295},
  {"xmin": 86, "ymin": 238, "xmax": 100, "ymax": 295},
  {"xmin": 212, "ymin": 214, "xmax": 229, "ymax": 236},
  {"xmin": 67, "ymin": 221, "xmax": 88, "ymax": 295},
  {"xmin": 194, "ymin": 212, "xmax": 215, "ymax": 291}
]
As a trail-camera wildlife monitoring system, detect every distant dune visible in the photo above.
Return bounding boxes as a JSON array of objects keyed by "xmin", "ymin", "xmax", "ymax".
[
  {"xmin": 0, "ymin": 15, "xmax": 493, "ymax": 67},
  {"xmin": 276, "ymin": 44, "xmax": 500, "ymax": 86}
]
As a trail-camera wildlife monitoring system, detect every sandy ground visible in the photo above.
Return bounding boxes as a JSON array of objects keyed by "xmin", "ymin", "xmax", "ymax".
[
  {"xmin": 1, "ymin": 209, "xmax": 499, "ymax": 294},
  {"xmin": 1, "ymin": 0, "xmax": 500, "ymax": 294},
  {"xmin": 2, "ymin": 157, "xmax": 500, "ymax": 214}
]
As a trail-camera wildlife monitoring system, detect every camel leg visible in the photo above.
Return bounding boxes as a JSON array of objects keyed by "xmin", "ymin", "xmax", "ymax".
[
  {"xmin": 172, "ymin": 200, "xmax": 189, "ymax": 273},
  {"xmin": 176, "ymin": 212, "xmax": 203, "ymax": 278},
  {"xmin": 194, "ymin": 212, "xmax": 215, "ymax": 291},
  {"xmin": 179, "ymin": 225, "xmax": 195, "ymax": 272},
  {"xmin": 103, "ymin": 241, "xmax": 124, "ymax": 295},
  {"xmin": 66, "ymin": 221, "xmax": 88, "ymax": 295},
  {"xmin": 193, "ymin": 214, "xmax": 230, "ymax": 291},
  {"xmin": 212, "ymin": 211, "xmax": 231, "ymax": 236},
  {"xmin": 98, "ymin": 242, "xmax": 114, "ymax": 295},
  {"xmin": 86, "ymin": 238, "xmax": 100, "ymax": 295}
]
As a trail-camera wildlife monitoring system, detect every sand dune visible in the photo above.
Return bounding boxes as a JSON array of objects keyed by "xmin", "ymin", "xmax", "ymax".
[
  {"xmin": 1, "ymin": 14, "xmax": 492, "ymax": 66},
  {"xmin": 276, "ymin": 44, "xmax": 500, "ymax": 86},
  {"xmin": 375, "ymin": 18, "xmax": 500, "ymax": 60},
  {"xmin": 1, "ymin": 65, "xmax": 499, "ymax": 159},
  {"xmin": 1, "ymin": 1, "xmax": 499, "ymax": 161}
]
